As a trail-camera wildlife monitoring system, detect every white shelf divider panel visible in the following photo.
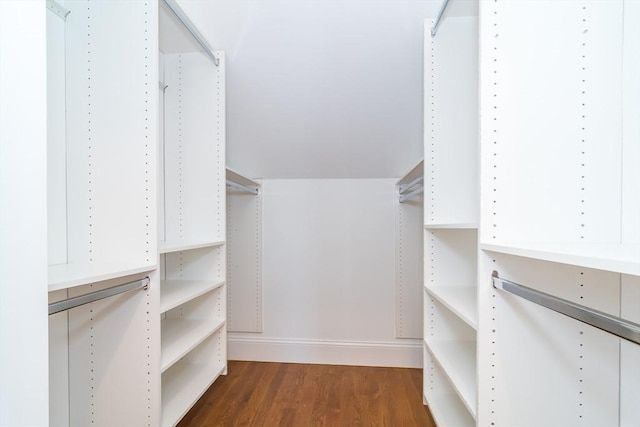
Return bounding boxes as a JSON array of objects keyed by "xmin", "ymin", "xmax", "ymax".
[
  {"xmin": 159, "ymin": 240, "xmax": 225, "ymax": 255},
  {"xmin": 161, "ymin": 318, "xmax": 225, "ymax": 372},
  {"xmin": 425, "ymin": 286, "xmax": 477, "ymax": 330},
  {"xmin": 482, "ymin": 242, "xmax": 640, "ymax": 276},
  {"xmin": 161, "ymin": 330, "xmax": 226, "ymax": 427},
  {"xmin": 160, "ymin": 279, "xmax": 225, "ymax": 313}
]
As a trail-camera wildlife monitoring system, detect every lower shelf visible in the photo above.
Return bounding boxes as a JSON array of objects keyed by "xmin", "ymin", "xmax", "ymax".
[
  {"xmin": 161, "ymin": 318, "xmax": 225, "ymax": 372},
  {"xmin": 426, "ymin": 393, "xmax": 475, "ymax": 427},
  {"xmin": 424, "ymin": 342, "xmax": 476, "ymax": 427},
  {"xmin": 425, "ymin": 340, "xmax": 477, "ymax": 419},
  {"xmin": 161, "ymin": 330, "xmax": 226, "ymax": 427}
]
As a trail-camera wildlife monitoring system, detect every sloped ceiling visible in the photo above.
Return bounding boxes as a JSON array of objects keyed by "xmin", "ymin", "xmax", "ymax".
[{"xmin": 176, "ymin": 0, "xmax": 471, "ymax": 179}]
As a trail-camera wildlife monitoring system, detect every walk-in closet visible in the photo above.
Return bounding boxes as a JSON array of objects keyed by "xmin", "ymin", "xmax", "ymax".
[{"xmin": 0, "ymin": 0, "xmax": 638, "ymax": 426}]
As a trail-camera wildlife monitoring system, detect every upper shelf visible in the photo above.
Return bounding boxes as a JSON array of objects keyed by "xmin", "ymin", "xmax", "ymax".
[
  {"xmin": 48, "ymin": 262, "xmax": 155, "ymax": 292},
  {"xmin": 482, "ymin": 242, "xmax": 640, "ymax": 276},
  {"xmin": 397, "ymin": 159, "xmax": 424, "ymax": 187},
  {"xmin": 159, "ymin": 0, "xmax": 219, "ymax": 66},
  {"xmin": 226, "ymin": 167, "xmax": 260, "ymax": 194},
  {"xmin": 226, "ymin": 167, "xmax": 260, "ymax": 187}
]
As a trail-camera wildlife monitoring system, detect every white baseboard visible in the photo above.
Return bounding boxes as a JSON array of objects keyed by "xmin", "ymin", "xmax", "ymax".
[{"xmin": 228, "ymin": 336, "xmax": 423, "ymax": 368}]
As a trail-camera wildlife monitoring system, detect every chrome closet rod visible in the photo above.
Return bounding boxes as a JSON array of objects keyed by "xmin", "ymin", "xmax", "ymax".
[
  {"xmin": 431, "ymin": 0, "xmax": 451, "ymax": 37},
  {"xmin": 48, "ymin": 277, "xmax": 150, "ymax": 316},
  {"xmin": 399, "ymin": 186, "xmax": 424, "ymax": 203},
  {"xmin": 399, "ymin": 176, "xmax": 424, "ymax": 194},
  {"xmin": 226, "ymin": 179, "xmax": 259, "ymax": 195},
  {"xmin": 492, "ymin": 271, "xmax": 640, "ymax": 345},
  {"xmin": 161, "ymin": 0, "xmax": 219, "ymax": 66}
]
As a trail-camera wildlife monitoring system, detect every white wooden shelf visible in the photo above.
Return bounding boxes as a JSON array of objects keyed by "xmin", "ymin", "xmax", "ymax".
[
  {"xmin": 226, "ymin": 167, "xmax": 260, "ymax": 188},
  {"xmin": 425, "ymin": 340, "xmax": 477, "ymax": 419},
  {"xmin": 159, "ymin": 240, "xmax": 224, "ymax": 254},
  {"xmin": 425, "ymin": 223, "xmax": 478, "ymax": 230},
  {"xmin": 425, "ymin": 286, "xmax": 477, "ymax": 329},
  {"xmin": 160, "ymin": 279, "xmax": 225, "ymax": 314},
  {"xmin": 161, "ymin": 358, "xmax": 226, "ymax": 427},
  {"xmin": 397, "ymin": 159, "xmax": 424, "ymax": 186},
  {"xmin": 482, "ymin": 242, "xmax": 640, "ymax": 276},
  {"xmin": 161, "ymin": 318, "xmax": 225, "ymax": 372},
  {"xmin": 48, "ymin": 262, "xmax": 155, "ymax": 292},
  {"xmin": 426, "ymin": 392, "xmax": 476, "ymax": 427}
]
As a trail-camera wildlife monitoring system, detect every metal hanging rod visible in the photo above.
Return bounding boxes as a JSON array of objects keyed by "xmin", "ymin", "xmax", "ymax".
[
  {"xmin": 48, "ymin": 277, "xmax": 150, "ymax": 316},
  {"xmin": 226, "ymin": 180, "xmax": 259, "ymax": 195},
  {"xmin": 431, "ymin": 0, "xmax": 451, "ymax": 37},
  {"xmin": 161, "ymin": 0, "xmax": 219, "ymax": 66},
  {"xmin": 400, "ymin": 186, "xmax": 424, "ymax": 203},
  {"xmin": 492, "ymin": 271, "xmax": 640, "ymax": 345},
  {"xmin": 399, "ymin": 176, "xmax": 424, "ymax": 194}
]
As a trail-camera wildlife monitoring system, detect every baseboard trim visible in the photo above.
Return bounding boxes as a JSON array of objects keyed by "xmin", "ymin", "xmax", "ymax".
[{"xmin": 228, "ymin": 336, "xmax": 423, "ymax": 368}]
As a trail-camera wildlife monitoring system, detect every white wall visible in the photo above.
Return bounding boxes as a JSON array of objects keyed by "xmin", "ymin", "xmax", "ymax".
[
  {"xmin": 177, "ymin": 0, "xmax": 471, "ymax": 179},
  {"xmin": 229, "ymin": 179, "xmax": 422, "ymax": 367},
  {"xmin": 0, "ymin": 1, "xmax": 49, "ymax": 425}
]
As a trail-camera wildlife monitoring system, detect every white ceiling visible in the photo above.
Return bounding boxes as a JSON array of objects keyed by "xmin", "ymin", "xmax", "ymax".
[{"xmin": 176, "ymin": 0, "xmax": 474, "ymax": 179}]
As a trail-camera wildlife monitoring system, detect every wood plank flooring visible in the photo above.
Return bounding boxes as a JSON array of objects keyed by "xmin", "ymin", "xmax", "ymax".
[{"xmin": 177, "ymin": 361, "xmax": 435, "ymax": 427}]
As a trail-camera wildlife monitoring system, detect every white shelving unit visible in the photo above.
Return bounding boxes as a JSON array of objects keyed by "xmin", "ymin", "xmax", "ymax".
[
  {"xmin": 477, "ymin": 1, "xmax": 640, "ymax": 426},
  {"xmin": 46, "ymin": 0, "xmax": 157, "ymax": 292},
  {"xmin": 46, "ymin": 1, "xmax": 160, "ymax": 426},
  {"xmin": 158, "ymin": 2, "xmax": 227, "ymax": 425},
  {"xmin": 422, "ymin": 1, "xmax": 479, "ymax": 423}
]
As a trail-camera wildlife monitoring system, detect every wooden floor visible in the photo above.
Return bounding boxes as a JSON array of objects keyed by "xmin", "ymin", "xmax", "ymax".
[{"xmin": 177, "ymin": 361, "xmax": 436, "ymax": 427}]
